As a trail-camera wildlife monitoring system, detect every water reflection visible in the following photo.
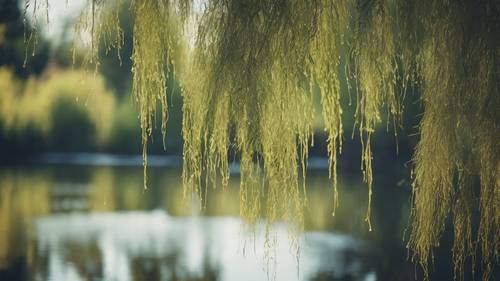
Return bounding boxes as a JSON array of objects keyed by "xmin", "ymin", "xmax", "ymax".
[
  {"xmin": 0, "ymin": 164, "xmax": 409, "ymax": 281},
  {"xmin": 33, "ymin": 211, "xmax": 375, "ymax": 281}
]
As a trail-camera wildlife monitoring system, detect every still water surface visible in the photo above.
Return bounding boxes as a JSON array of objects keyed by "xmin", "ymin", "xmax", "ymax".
[{"xmin": 0, "ymin": 155, "xmax": 412, "ymax": 281}]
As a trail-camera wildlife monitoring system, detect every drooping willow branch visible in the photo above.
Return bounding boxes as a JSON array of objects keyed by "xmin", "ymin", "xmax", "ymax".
[{"xmin": 24, "ymin": 0, "xmax": 499, "ymax": 280}]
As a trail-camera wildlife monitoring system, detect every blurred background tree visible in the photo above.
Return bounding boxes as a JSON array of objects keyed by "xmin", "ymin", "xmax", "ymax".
[
  {"xmin": 0, "ymin": 0, "xmax": 184, "ymax": 161},
  {"xmin": 0, "ymin": 0, "xmax": 49, "ymax": 78}
]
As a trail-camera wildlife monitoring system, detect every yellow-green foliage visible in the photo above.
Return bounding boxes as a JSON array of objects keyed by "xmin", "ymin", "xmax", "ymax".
[
  {"xmin": 407, "ymin": 2, "xmax": 499, "ymax": 280},
  {"xmin": 131, "ymin": 0, "xmax": 185, "ymax": 188},
  {"xmin": 75, "ymin": 0, "xmax": 187, "ymax": 187},
  {"xmin": 25, "ymin": 0, "xmax": 499, "ymax": 279},
  {"xmin": 0, "ymin": 67, "xmax": 116, "ymax": 144},
  {"xmin": 0, "ymin": 69, "xmax": 21, "ymax": 131},
  {"xmin": 73, "ymin": 0, "xmax": 124, "ymax": 68}
]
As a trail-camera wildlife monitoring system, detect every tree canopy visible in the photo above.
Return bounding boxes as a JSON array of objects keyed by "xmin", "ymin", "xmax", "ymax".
[{"xmin": 24, "ymin": 0, "xmax": 499, "ymax": 280}]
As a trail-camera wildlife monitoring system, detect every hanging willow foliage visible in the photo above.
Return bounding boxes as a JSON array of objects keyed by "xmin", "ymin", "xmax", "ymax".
[
  {"xmin": 407, "ymin": 2, "xmax": 499, "ymax": 280},
  {"xmin": 25, "ymin": 0, "xmax": 499, "ymax": 280}
]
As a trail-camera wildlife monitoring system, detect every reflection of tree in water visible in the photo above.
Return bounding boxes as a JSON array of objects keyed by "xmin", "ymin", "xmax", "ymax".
[
  {"xmin": 29, "ymin": 240, "xmax": 221, "ymax": 281},
  {"xmin": 0, "ymin": 163, "xmax": 441, "ymax": 281},
  {"xmin": 307, "ymin": 239, "xmax": 375, "ymax": 281},
  {"xmin": 29, "ymin": 241, "xmax": 102, "ymax": 280},
  {"xmin": 0, "ymin": 257, "xmax": 27, "ymax": 281},
  {"xmin": 0, "ymin": 170, "xmax": 50, "ymax": 270},
  {"xmin": 309, "ymin": 272, "xmax": 353, "ymax": 281},
  {"xmin": 131, "ymin": 254, "xmax": 220, "ymax": 281}
]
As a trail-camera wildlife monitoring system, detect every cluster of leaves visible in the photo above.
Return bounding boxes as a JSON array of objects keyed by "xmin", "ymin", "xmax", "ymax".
[
  {"xmin": 25, "ymin": 0, "xmax": 499, "ymax": 280},
  {"xmin": 0, "ymin": 67, "xmax": 116, "ymax": 146}
]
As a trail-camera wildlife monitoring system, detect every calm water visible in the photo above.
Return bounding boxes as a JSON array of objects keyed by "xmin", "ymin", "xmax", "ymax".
[{"xmin": 0, "ymin": 155, "xmax": 415, "ymax": 281}]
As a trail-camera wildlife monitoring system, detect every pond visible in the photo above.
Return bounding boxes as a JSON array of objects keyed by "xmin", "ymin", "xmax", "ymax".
[{"xmin": 0, "ymin": 154, "xmax": 415, "ymax": 281}]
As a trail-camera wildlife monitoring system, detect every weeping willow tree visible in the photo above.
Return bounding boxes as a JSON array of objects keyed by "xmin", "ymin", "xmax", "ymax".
[{"xmin": 25, "ymin": 0, "xmax": 499, "ymax": 280}]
